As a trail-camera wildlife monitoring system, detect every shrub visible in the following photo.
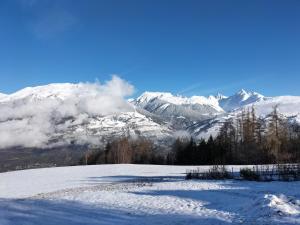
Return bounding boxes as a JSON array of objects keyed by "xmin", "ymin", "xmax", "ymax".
[
  {"xmin": 186, "ymin": 165, "xmax": 232, "ymax": 180},
  {"xmin": 240, "ymin": 168, "xmax": 260, "ymax": 181}
]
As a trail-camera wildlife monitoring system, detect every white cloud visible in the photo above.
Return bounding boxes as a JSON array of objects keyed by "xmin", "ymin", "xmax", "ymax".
[{"xmin": 0, "ymin": 76, "xmax": 135, "ymax": 148}]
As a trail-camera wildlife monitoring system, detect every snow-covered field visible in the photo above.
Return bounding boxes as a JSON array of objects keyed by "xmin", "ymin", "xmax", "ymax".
[{"xmin": 0, "ymin": 164, "xmax": 299, "ymax": 225}]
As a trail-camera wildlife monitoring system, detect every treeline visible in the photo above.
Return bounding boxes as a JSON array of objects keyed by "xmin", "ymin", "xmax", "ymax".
[
  {"xmin": 80, "ymin": 106, "xmax": 300, "ymax": 165},
  {"xmin": 170, "ymin": 106, "xmax": 300, "ymax": 165},
  {"xmin": 80, "ymin": 138, "xmax": 165, "ymax": 165}
]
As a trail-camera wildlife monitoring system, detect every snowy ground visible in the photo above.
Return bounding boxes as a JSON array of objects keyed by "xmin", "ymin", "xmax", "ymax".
[{"xmin": 0, "ymin": 164, "xmax": 299, "ymax": 225}]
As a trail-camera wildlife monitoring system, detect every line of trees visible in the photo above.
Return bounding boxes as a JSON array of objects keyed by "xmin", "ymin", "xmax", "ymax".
[
  {"xmin": 170, "ymin": 106, "xmax": 300, "ymax": 165},
  {"xmin": 80, "ymin": 138, "xmax": 165, "ymax": 165}
]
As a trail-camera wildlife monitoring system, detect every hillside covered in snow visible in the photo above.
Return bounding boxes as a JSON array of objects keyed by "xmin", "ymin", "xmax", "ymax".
[{"xmin": 0, "ymin": 77, "xmax": 172, "ymax": 150}]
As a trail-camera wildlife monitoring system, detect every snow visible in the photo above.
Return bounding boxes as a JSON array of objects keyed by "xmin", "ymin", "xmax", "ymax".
[
  {"xmin": 0, "ymin": 93, "xmax": 7, "ymax": 99},
  {"xmin": 135, "ymin": 91, "xmax": 224, "ymax": 112},
  {"xmin": 0, "ymin": 165, "xmax": 198, "ymax": 199},
  {"xmin": 266, "ymin": 194, "xmax": 300, "ymax": 216},
  {"xmin": 0, "ymin": 80, "xmax": 174, "ymax": 148},
  {"xmin": 219, "ymin": 89, "xmax": 265, "ymax": 112},
  {"xmin": 1, "ymin": 84, "xmax": 300, "ymax": 149},
  {"xmin": 0, "ymin": 164, "xmax": 299, "ymax": 225},
  {"xmin": 251, "ymin": 96, "xmax": 300, "ymax": 117},
  {"xmin": 191, "ymin": 94, "xmax": 300, "ymax": 140},
  {"xmin": 1, "ymin": 83, "xmax": 81, "ymax": 102},
  {"xmin": 215, "ymin": 93, "xmax": 228, "ymax": 100}
]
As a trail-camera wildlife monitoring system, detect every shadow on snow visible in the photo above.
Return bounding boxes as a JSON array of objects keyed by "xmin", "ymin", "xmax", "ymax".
[{"xmin": 0, "ymin": 198, "xmax": 233, "ymax": 225}]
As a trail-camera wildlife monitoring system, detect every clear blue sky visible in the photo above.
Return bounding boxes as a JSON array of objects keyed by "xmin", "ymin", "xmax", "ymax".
[{"xmin": 0, "ymin": 0, "xmax": 299, "ymax": 97}]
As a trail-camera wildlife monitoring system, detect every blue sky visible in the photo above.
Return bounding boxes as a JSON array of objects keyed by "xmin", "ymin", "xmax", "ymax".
[{"xmin": 0, "ymin": 0, "xmax": 299, "ymax": 97}]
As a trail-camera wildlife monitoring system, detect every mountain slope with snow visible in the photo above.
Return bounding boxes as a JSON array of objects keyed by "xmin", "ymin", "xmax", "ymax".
[
  {"xmin": 219, "ymin": 89, "xmax": 265, "ymax": 112},
  {"xmin": 134, "ymin": 92, "xmax": 223, "ymax": 111},
  {"xmin": 251, "ymin": 95, "xmax": 300, "ymax": 118},
  {"xmin": 0, "ymin": 80, "xmax": 173, "ymax": 150},
  {"xmin": 189, "ymin": 95, "xmax": 300, "ymax": 139},
  {"xmin": 131, "ymin": 92, "xmax": 224, "ymax": 130}
]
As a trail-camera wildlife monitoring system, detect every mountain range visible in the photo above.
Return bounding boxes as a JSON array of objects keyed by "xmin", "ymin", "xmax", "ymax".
[
  {"xmin": 0, "ymin": 83, "xmax": 300, "ymax": 171},
  {"xmin": 1, "ymin": 84, "xmax": 300, "ymax": 150}
]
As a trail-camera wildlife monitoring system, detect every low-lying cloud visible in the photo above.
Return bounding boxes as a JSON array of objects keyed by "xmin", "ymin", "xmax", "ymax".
[{"xmin": 0, "ymin": 75, "xmax": 135, "ymax": 149}]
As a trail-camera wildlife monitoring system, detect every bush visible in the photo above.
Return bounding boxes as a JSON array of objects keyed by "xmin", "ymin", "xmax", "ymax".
[
  {"xmin": 240, "ymin": 168, "xmax": 260, "ymax": 181},
  {"xmin": 186, "ymin": 165, "xmax": 232, "ymax": 180},
  {"xmin": 209, "ymin": 165, "xmax": 231, "ymax": 179}
]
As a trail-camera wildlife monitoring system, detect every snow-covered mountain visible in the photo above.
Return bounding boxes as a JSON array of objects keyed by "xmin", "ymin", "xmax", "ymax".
[
  {"xmin": 133, "ymin": 92, "xmax": 223, "ymax": 111},
  {"xmin": 129, "ymin": 90, "xmax": 300, "ymax": 140},
  {"xmin": 131, "ymin": 92, "xmax": 224, "ymax": 130},
  {"xmin": 218, "ymin": 89, "xmax": 265, "ymax": 112},
  {"xmin": 0, "ymin": 83, "xmax": 300, "ymax": 151},
  {"xmin": 189, "ymin": 95, "xmax": 300, "ymax": 139},
  {"xmin": 0, "ymin": 81, "xmax": 173, "ymax": 150}
]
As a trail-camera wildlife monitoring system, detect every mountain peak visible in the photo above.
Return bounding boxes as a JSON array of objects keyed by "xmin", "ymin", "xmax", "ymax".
[
  {"xmin": 237, "ymin": 89, "xmax": 248, "ymax": 95},
  {"xmin": 134, "ymin": 91, "xmax": 224, "ymax": 114},
  {"xmin": 235, "ymin": 89, "xmax": 264, "ymax": 97},
  {"xmin": 136, "ymin": 91, "xmax": 174, "ymax": 105},
  {"xmin": 139, "ymin": 91, "xmax": 174, "ymax": 99},
  {"xmin": 219, "ymin": 89, "xmax": 265, "ymax": 111},
  {"xmin": 215, "ymin": 93, "xmax": 227, "ymax": 100}
]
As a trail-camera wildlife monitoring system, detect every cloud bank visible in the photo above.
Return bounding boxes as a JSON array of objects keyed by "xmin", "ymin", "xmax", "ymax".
[{"xmin": 0, "ymin": 76, "xmax": 134, "ymax": 148}]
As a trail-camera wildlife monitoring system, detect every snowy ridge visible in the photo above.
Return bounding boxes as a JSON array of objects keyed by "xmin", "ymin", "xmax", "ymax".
[
  {"xmin": 133, "ymin": 89, "xmax": 267, "ymax": 116},
  {"xmin": 0, "ymin": 83, "xmax": 83, "ymax": 102},
  {"xmin": 132, "ymin": 91, "xmax": 224, "ymax": 131},
  {"xmin": 135, "ymin": 91, "xmax": 224, "ymax": 111},
  {"xmin": 219, "ymin": 89, "xmax": 265, "ymax": 112}
]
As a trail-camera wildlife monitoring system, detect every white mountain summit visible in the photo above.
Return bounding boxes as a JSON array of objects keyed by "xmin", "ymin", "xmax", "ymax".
[
  {"xmin": 133, "ymin": 89, "xmax": 265, "ymax": 114},
  {"xmin": 218, "ymin": 89, "xmax": 265, "ymax": 112},
  {"xmin": 134, "ymin": 91, "xmax": 223, "ymax": 111}
]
